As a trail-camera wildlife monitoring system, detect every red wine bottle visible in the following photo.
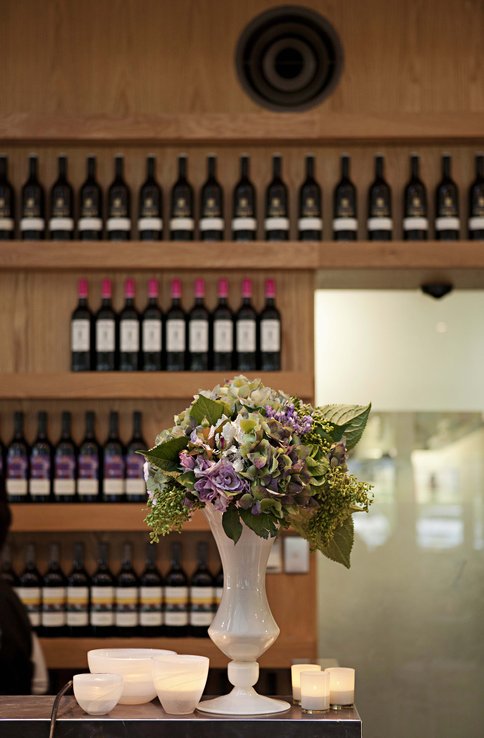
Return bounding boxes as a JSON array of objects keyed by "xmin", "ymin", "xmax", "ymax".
[
  {"xmin": 165, "ymin": 278, "xmax": 186, "ymax": 371},
  {"xmin": 403, "ymin": 154, "xmax": 428, "ymax": 240},
  {"xmin": 54, "ymin": 411, "xmax": 77, "ymax": 503},
  {"xmin": 107, "ymin": 155, "xmax": 131, "ymax": 241},
  {"xmin": 40, "ymin": 542, "xmax": 67, "ymax": 638},
  {"xmin": 235, "ymin": 278, "xmax": 257, "ymax": 371},
  {"xmin": 232, "ymin": 155, "xmax": 256, "ymax": 241},
  {"xmin": 119, "ymin": 277, "xmax": 140, "ymax": 371},
  {"xmin": 102, "ymin": 411, "xmax": 125, "ymax": 502},
  {"xmin": 90, "ymin": 541, "xmax": 115, "ymax": 637},
  {"xmin": 468, "ymin": 154, "xmax": 484, "ymax": 240},
  {"xmin": 49, "ymin": 155, "xmax": 74, "ymax": 240},
  {"xmin": 188, "ymin": 278, "xmax": 210, "ymax": 371},
  {"xmin": 138, "ymin": 155, "xmax": 163, "ymax": 240},
  {"xmin": 200, "ymin": 155, "xmax": 224, "ymax": 241},
  {"xmin": 141, "ymin": 278, "xmax": 163, "ymax": 371},
  {"xmin": 298, "ymin": 155, "xmax": 322, "ymax": 241},
  {"xmin": 189, "ymin": 541, "xmax": 214, "ymax": 638},
  {"xmin": 367, "ymin": 155, "xmax": 392, "ymax": 240},
  {"xmin": 16, "ymin": 543, "xmax": 42, "ymax": 630},
  {"xmin": 77, "ymin": 411, "xmax": 101, "ymax": 503},
  {"xmin": 259, "ymin": 279, "xmax": 281, "ymax": 371},
  {"xmin": 435, "ymin": 155, "xmax": 460, "ymax": 240},
  {"xmin": 95, "ymin": 278, "xmax": 117, "ymax": 371},
  {"xmin": 125, "ymin": 410, "xmax": 146, "ymax": 503},
  {"xmin": 164, "ymin": 541, "xmax": 189, "ymax": 638},
  {"xmin": 139, "ymin": 543, "xmax": 163, "ymax": 637},
  {"xmin": 71, "ymin": 278, "xmax": 93, "ymax": 372},
  {"xmin": 0, "ymin": 155, "xmax": 15, "ymax": 240},
  {"xmin": 6, "ymin": 411, "xmax": 29, "ymax": 503},
  {"xmin": 78, "ymin": 155, "xmax": 103, "ymax": 240},
  {"xmin": 29, "ymin": 411, "xmax": 52, "ymax": 503},
  {"xmin": 20, "ymin": 155, "xmax": 45, "ymax": 240},
  {"xmin": 170, "ymin": 154, "xmax": 194, "ymax": 241},
  {"xmin": 66, "ymin": 541, "xmax": 90, "ymax": 636},
  {"xmin": 115, "ymin": 542, "xmax": 140, "ymax": 637},
  {"xmin": 333, "ymin": 154, "xmax": 357, "ymax": 241},
  {"xmin": 265, "ymin": 155, "xmax": 289, "ymax": 241},
  {"xmin": 212, "ymin": 278, "xmax": 234, "ymax": 371}
]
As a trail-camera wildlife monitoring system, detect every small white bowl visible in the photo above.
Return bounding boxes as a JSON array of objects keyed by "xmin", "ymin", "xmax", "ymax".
[
  {"xmin": 73, "ymin": 673, "xmax": 123, "ymax": 715},
  {"xmin": 152, "ymin": 654, "xmax": 210, "ymax": 715}
]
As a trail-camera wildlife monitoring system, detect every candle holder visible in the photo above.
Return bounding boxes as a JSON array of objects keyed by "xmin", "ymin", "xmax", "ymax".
[
  {"xmin": 300, "ymin": 670, "xmax": 330, "ymax": 713},
  {"xmin": 326, "ymin": 667, "xmax": 355, "ymax": 710},
  {"xmin": 152, "ymin": 654, "xmax": 209, "ymax": 715},
  {"xmin": 291, "ymin": 663, "xmax": 321, "ymax": 704}
]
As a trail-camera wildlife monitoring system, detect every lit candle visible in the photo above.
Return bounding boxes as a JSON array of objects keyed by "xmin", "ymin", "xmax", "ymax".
[
  {"xmin": 300, "ymin": 670, "xmax": 330, "ymax": 713},
  {"xmin": 326, "ymin": 667, "xmax": 355, "ymax": 709},
  {"xmin": 291, "ymin": 663, "xmax": 320, "ymax": 703}
]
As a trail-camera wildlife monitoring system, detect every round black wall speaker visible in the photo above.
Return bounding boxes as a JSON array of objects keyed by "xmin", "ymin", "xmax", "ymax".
[{"xmin": 235, "ymin": 6, "xmax": 343, "ymax": 111}]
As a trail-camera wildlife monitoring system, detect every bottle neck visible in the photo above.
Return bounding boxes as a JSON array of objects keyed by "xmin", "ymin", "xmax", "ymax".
[
  {"xmin": 78, "ymin": 296, "xmax": 88, "ymax": 308},
  {"xmin": 58, "ymin": 157, "xmax": 67, "ymax": 179},
  {"xmin": 242, "ymin": 296, "xmax": 252, "ymax": 306},
  {"xmin": 85, "ymin": 413, "xmax": 95, "ymax": 440},
  {"xmin": 217, "ymin": 295, "xmax": 228, "ymax": 306},
  {"xmin": 37, "ymin": 414, "xmax": 48, "ymax": 439},
  {"xmin": 178, "ymin": 156, "xmax": 187, "ymax": 179},
  {"xmin": 147, "ymin": 156, "xmax": 155, "ymax": 179},
  {"xmin": 132, "ymin": 412, "xmax": 142, "ymax": 438},
  {"xmin": 87, "ymin": 157, "xmax": 96, "ymax": 178},
  {"xmin": 108, "ymin": 414, "xmax": 119, "ymax": 439},
  {"xmin": 14, "ymin": 414, "xmax": 24, "ymax": 439},
  {"xmin": 264, "ymin": 296, "xmax": 275, "ymax": 307},
  {"xmin": 240, "ymin": 156, "xmax": 249, "ymax": 178},
  {"xmin": 28, "ymin": 157, "xmax": 38, "ymax": 179},
  {"xmin": 124, "ymin": 296, "xmax": 135, "ymax": 308},
  {"xmin": 61, "ymin": 414, "xmax": 71, "ymax": 439},
  {"xmin": 73, "ymin": 544, "xmax": 84, "ymax": 569},
  {"xmin": 98, "ymin": 544, "xmax": 109, "ymax": 569},
  {"xmin": 26, "ymin": 545, "xmax": 36, "ymax": 568},
  {"xmin": 101, "ymin": 296, "xmax": 112, "ymax": 308},
  {"xmin": 341, "ymin": 156, "xmax": 350, "ymax": 178},
  {"xmin": 121, "ymin": 544, "xmax": 133, "ymax": 568},
  {"xmin": 170, "ymin": 296, "xmax": 181, "ymax": 308},
  {"xmin": 272, "ymin": 157, "xmax": 282, "ymax": 179},
  {"xmin": 0, "ymin": 157, "xmax": 7, "ymax": 179},
  {"xmin": 115, "ymin": 157, "xmax": 124, "ymax": 179},
  {"xmin": 170, "ymin": 546, "xmax": 181, "ymax": 569},
  {"xmin": 306, "ymin": 156, "xmax": 315, "ymax": 178},
  {"xmin": 375, "ymin": 157, "xmax": 384, "ymax": 178},
  {"xmin": 442, "ymin": 156, "xmax": 451, "ymax": 178},
  {"xmin": 410, "ymin": 156, "xmax": 420, "ymax": 178},
  {"xmin": 476, "ymin": 155, "xmax": 484, "ymax": 179},
  {"xmin": 49, "ymin": 545, "xmax": 61, "ymax": 569},
  {"xmin": 207, "ymin": 156, "xmax": 216, "ymax": 178}
]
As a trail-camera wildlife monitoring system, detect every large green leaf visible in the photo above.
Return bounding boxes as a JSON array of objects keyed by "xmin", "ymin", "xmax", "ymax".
[
  {"xmin": 320, "ymin": 517, "xmax": 354, "ymax": 569},
  {"xmin": 190, "ymin": 395, "xmax": 225, "ymax": 425},
  {"xmin": 319, "ymin": 403, "xmax": 371, "ymax": 450},
  {"xmin": 222, "ymin": 505, "xmax": 243, "ymax": 544},
  {"xmin": 140, "ymin": 436, "xmax": 188, "ymax": 471},
  {"xmin": 240, "ymin": 509, "xmax": 279, "ymax": 539}
]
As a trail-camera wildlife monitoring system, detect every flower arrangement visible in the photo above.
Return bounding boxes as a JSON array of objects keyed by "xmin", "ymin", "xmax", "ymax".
[{"xmin": 141, "ymin": 376, "xmax": 373, "ymax": 568}]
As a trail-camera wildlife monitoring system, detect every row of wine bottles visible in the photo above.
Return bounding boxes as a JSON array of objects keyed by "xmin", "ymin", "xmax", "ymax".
[
  {"xmin": 71, "ymin": 277, "xmax": 281, "ymax": 372},
  {"xmin": 2, "ymin": 539, "xmax": 221, "ymax": 638},
  {"xmin": 2, "ymin": 410, "xmax": 147, "ymax": 504},
  {"xmin": 1, "ymin": 152, "xmax": 483, "ymax": 241}
]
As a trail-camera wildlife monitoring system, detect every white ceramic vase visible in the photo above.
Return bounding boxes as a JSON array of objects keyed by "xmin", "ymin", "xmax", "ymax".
[{"xmin": 197, "ymin": 504, "xmax": 290, "ymax": 715}]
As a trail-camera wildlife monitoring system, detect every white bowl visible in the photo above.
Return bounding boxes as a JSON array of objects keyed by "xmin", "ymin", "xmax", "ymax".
[
  {"xmin": 87, "ymin": 649, "xmax": 176, "ymax": 705},
  {"xmin": 152, "ymin": 654, "xmax": 210, "ymax": 715},
  {"xmin": 73, "ymin": 673, "xmax": 123, "ymax": 715}
]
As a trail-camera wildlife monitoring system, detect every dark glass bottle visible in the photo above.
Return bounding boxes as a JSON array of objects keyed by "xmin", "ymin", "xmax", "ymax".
[
  {"xmin": 232, "ymin": 155, "xmax": 256, "ymax": 241},
  {"xmin": 53, "ymin": 411, "xmax": 77, "ymax": 502},
  {"xmin": 71, "ymin": 278, "xmax": 93, "ymax": 372},
  {"xmin": 468, "ymin": 154, "xmax": 484, "ymax": 240},
  {"xmin": 29, "ymin": 411, "xmax": 52, "ymax": 503},
  {"xmin": 66, "ymin": 542, "xmax": 90, "ymax": 637},
  {"xmin": 1, "ymin": 544, "xmax": 17, "ymax": 586},
  {"xmin": 170, "ymin": 155, "xmax": 194, "ymax": 241},
  {"xmin": 0, "ymin": 155, "xmax": 15, "ymax": 240},
  {"xmin": 298, "ymin": 155, "xmax": 322, "ymax": 241},
  {"xmin": 20, "ymin": 155, "xmax": 45, "ymax": 240},
  {"xmin": 188, "ymin": 278, "xmax": 210, "ymax": 371},
  {"xmin": 79, "ymin": 155, "xmax": 103, "ymax": 240},
  {"xmin": 115, "ymin": 542, "xmax": 139, "ymax": 637},
  {"xmin": 259, "ymin": 279, "xmax": 281, "ymax": 371},
  {"xmin": 189, "ymin": 541, "xmax": 214, "ymax": 638},
  {"xmin": 77, "ymin": 411, "xmax": 101, "ymax": 503},
  {"xmin": 435, "ymin": 155, "xmax": 460, "ymax": 240},
  {"xmin": 235, "ymin": 278, "xmax": 257, "ymax": 371},
  {"xmin": 16, "ymin": 543, "xmax": 42, "ymax": 630},
  {"xmin": 200, "ymin": 155, "xmax": 224, "ymax": 241},
  {"xmin": 125, "ymin": 410, "xmax": 146, "ymax": 503},
  {"xmin": 49, "ymin": 155, "xmax": 74, "ymax": 240},
  {"xmin": 165, "ymin": 278, "xmax": 186, "ymax": 371},
  {"xmin": 138, "ymin": 155, "xmax": 163, "ymax": 240},
  {"xmin": 119, "ymin": 277, "xmax": 140, "ymax": 371},
  {"xmin": 40, "ymin": 542, "xmax": 67, "ymax": 637},
  {"xmin": 403, "ymin": 155, "xmax": 428, "ymax": 241},
  {"xmin": 95, "ymin": 278, "xmax": 117, "ymax": 371},
  {"xmin": 139, "ymin": 543, "xmax": 164, "ymax": 637},
  {"xmin": 141, "ymin": 278, "xmax": 163, "ymax": 371},
  {"xmin": 367, "ymin": 155, "xmax": 392, "ymax": 240},
  {"xmin": 102, "ymin": 411, "xmax": 125, "ymax": 502},
  {"xmin": 107, "ymin": 155, "xmax": 131, "ymax": 240},
  {"xmin": 265, "ymin": 155, "xmax": 289, "ymax": 241},
  {"xmin": 333, "ymin": 155, "xmax": 357, "ymax": 241},
  {"xmin": 212, "ymin": 278, "xmax": 234, "ymax": 371},
  {"xmin": 90, "ymin": 541, "xmax": 115, "ymax": 637},
  {"xmin": 164, "ymin": 541, "xmax": 189, "ymax": 637},
  {"xmin": 6, "ymin": 411, "xmax": 29, "ymax": 503}
]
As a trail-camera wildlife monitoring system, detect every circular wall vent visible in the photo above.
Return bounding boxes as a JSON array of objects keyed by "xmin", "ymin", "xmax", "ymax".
[{"xmin": 236, "ymin": 6, "xmax": 343, "ymax": 112}]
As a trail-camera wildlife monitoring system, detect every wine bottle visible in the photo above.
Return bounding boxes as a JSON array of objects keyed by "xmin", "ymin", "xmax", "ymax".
[
  {"xmin": 49, "ymin": 155, "xmax": 74, "ymax": 240},
  {"xmin": 29, "ymin": 411, "xmax": 52, "ymax": 503},
  {"xmin": 139, "ymin": 543, "xmax": 163, "ymax": 637},
  {"xmin": 232, "ymin": 155, "xmax": 256, "ymax": 241},
  {"xmin": 403, "ymin": 154, "xmax": 428, "ymax": 240},
  {"xmin": 333, "ymin": 154, "xmax": 357, "ymax": 240},
  {"xmin": 165, "ymin": 278, "xmax": 186, "ymax": 371},
  {"xmin": 53, "ymin": 411, "xmax": 77, "ymax": 503},
  {"xmin": 1, "ymin": 544, "xmax": 17, "ymax": 586},
  {"xmin": 235, "ymin": 278, "xmax": 257, "ymax": 371},
  {"xmin": 90, "ymin": 541, "xmax": 115, "ymax": 637},
  {"xmin": 20, "ymin": 155, "xmax": 45, "ymax": 240},
  {"xmin": 119, "ymin": 277, "xmax": 140, "ymax": 371},
  {"xmin": 214, "ymin": 565, "xmax": 223, "ymax": 610},
  {"xmin": 367, "ymin": 155, "xmax": 392, "ymax": 240},
  {"xmin": 6, "ymin": 411, "xmax": 29, "ymax": 503},
  {"xmin": 189, "ymin": 541, "xmax": 214, "ymax": 637},
  {"xmin": 40, "ymin": 542, "xmax": 67, "ymax": 637},
  {"xmin": 212, "ymin": 277, "xmax": 234, "ymax": 371},
  {"xmin": 200, "ymin": 155, "xmax": 224, "ymax": 241},
  {"xmin": 107, "ymin": 155, "xmax": 131, "ymax": 241},
  {"xmin": 15, "ymin": 543, "xmax": 42, "ymax": 630},
  {"xmin": 95, "ymin": 278, "xmax": 117, "ymax": 371},
  {"xmin": 169, "ymin": 154, "xmax": 194, "ymax": 241},
  {"xmin": 125, "ymin": 410, "xmax": 146, "ymax": 503},
  {"xmin": 71, "ymin": 278, "xmax": 93, "ymax": 372},
  {"xmin": 298, "ymin": 155, "xmax": 322, "ymax": 241},
  {"xmin": 102, "ymin": 411, "xmax": 125, "ymax": 502},
  {"xmin": 138, "ymin": 155, "xmax": 163, "ymax": 240},
  {"xmin": 188, "ymin": 278, "xmax": 210, "ymax": 371},
  {"xmin": 259, "ymin": 279, "xmax": 281, "ymax": 371},
  {"xmin": 66, "ymin": 542, "xmax": 90, "ymax": 636},
  {"xmin": 141, "ymin": 278, "xmax": 163, "ymax": 371},
  {"xmin": 468, "ymin": 154, "xmax": 484, "ymax": 240},
  {"xmin": 0, "ymin": 155, "xmax": 15, "ymax": 240},
  {"xmin": 77, "ymin": 411, "xmax": 101, "ymax": 503},
  {"xmin": 164, "ymin": 541, "xmax": 189, "ymax": 637},
  {"xmin": 115, "ymin": 542, "xmax": 139, "ymax": 637},
  {"xmin": 265, "ymin": 155, "xmax": 289, "ymax": 241},
  {"xmin": 435, "ymin": 154, "xmax": 460, "ymax": 240},
  {"xmin": 78, "ymin": 155, "xmax": 103, "ymax": 240}
]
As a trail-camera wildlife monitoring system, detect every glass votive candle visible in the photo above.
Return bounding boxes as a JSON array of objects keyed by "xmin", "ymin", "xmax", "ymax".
[
  {"xmin": 326, "ymin": 667, "xmax": 355, "ymax": 709},
  {"xmin": 291, "ymin": 663, "xmax": 321, "ymax": 704},
  {"xmin": 300, "ymin": 670, "xmax": 330, "ymax": 714},
  {"xmin": 152, "ymin": 654, "xmax": 209, "ymax": 715},
  {"xmin": 73, "ymin": 673, "xmax": 123, "ymax": 715}
]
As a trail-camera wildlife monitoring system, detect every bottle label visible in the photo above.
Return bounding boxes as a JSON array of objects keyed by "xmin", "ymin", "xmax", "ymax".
[
  {"xmin": 438, "ymin": 191, "xmax": 458, "ymax": 217},
  {"xmin": 261, "ymin": 319, "xmax": 281, "ymax": 352},
  {"xmin": 214, "ymin": 319, "xmax": 233, "ymax": 353},
  {"xmin": 232, "ymin": 217, "xmax": 256, "ymax": 232},
  {"xmin": 333, "ymin": 217, "xmax": 357, "ymax": 232},
  {"xmin": 126, "ymin": 479, "xmax": 145, "ymax": 496},
  {"xmin": 72, "ymin": 319, "xmax": 91, "ymax": 352},
  {"xmin": 78, "ymin": 217, "xmax": 103, "ymax": 231},
  {"xmin": 29, "ymin": 479, "xmax": 50, "ymax": 497},
  {"xmin": 104, "ymin": 479, "xmax": 124, "ymax": 495},
  {"xmin": 104, "ymin": 454, "xmax": 125, "ymax": 495},
  {"xmin": 164, "ymin": 585, "xmax": 188, "ymax": 625},
  {"xmin": 469, "ymin": 216, "xmax": 484, "ymax": 230},
  {"xmin": 298, "ymin": 217, "xmax": 323, "ymax": 231},
  {"xmin": 15, "ymin": 587, "xmax": 41, "ymax": 627},
  {"xmin": 189, "ymin": 320, "xmax": 209, "ymax": 353},
  {"xmin": 41, "ymin": 586, "xmax": 66, "ymax": 627},
  {"xmin": 55, "ymin": 455, "xmax": 76, "ymax": 481},
  {"xmin": 90, "ymin": 585, "xmax": 114, "ymax": 626},
  {"xmin": 78, "ymin": 478, "xmax": 99, "ymax": 496},
  {"xmin": 107, "ymin": 217, "xmax": 131, "ymax": 231},
  {"xmin": 54, "ymin": 479, "xmax": 76, "ymax": 496},
  {"xmin": 403, "ymin": 217, "xmax": 429, "ymax": 231},
  {"xmin": 190, "ymin": 611, "xmax": 213, "ymax": 626},
  {"xmin": 96, "ymin": 320, "xmax": 115, "ymax": 352},
  {"xmin": 120, "ymin": 319, "xmax": 140, "ymax": 352},
  {"xmin": 264, "ymin": 217, "xmax": 289, "ymax": 230},
  {"xmin": 49, "ymin": 217, "xmax": 74, "ymax": 232},
  {"xmin": 20, "ymin": 217, "xmax": 45, "ymax": 231},
  {"xmin": 115, "ymin": 587, "xmax": 139, "ymax": 627},
  {"xmin": 139, "ymin": 585, "xmax": 163, "ymax": 627},
  {"xmin": 0, "ymin": 217, "xmax": 14, "ymax": 230},
  {"xmin": 170, "ymin": 217, "xmax": 194, "ymax": 231},
  {"xmin": 6, "ymin": 479, "xmax": 28, "ymax": 496},
  {"xmin": 200, "ymin": 217, "xmax": 224, "ymax": 231},
  {"xmin": 126, "ymin": 451, "xmax": 144, "ymax": 479},
  {"xmin": 190, "ymin": 585, "xmax": 214, "ymax": 624},
  {"xmin": 142, "ymin": 319, "xmax": 162, "ymax": 353},
  {"xmin": 436, "ymin": 216, "xmax": 460, "ymax": 231},
  {"xmin": 166, "ymin": 319, "xmax": 186, "ymax": 352},
  {"xmin": 138, "ymin": 217, "xmax": 163, "ymax": 231},
  {"xmin": 67, "ymin": 586, "xmax": 89, "ymax": 627},
  {"xmin": 367, "ymin": 217, "xmax": 393, "ymax": 231},
  {"xmin": 78, "ymin": 454, "xmax": 99, "ymax": 480},
  {"xmin": 236, "ymin": 320, "xmax": 256, "ymax": 353},
  {"xmin": 30, "ymin": 456, "xmax": 51, "ymax": 481}
]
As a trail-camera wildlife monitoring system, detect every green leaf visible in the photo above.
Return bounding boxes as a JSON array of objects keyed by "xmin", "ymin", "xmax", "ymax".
[
  {"xmin": 141, "ymin": 436, "xmax": 188, "ymax": 471},
  {"xmin": 319, "ymin": 403, "xmax": 371, "ymax": 450},
  {"xmin": 240, "ymin": 509, "xmax": 279, "ymax": 539},
  {"xmin": 222, "ymin": 506, "xmax": 243, "ymax": 544},
  {"xmin": 320, "ymin": 517, "xmax": 354, "ymax": 569},
  {"xmin": 190, "ymin": 395, "xmax": 225, "ymax": 426}
]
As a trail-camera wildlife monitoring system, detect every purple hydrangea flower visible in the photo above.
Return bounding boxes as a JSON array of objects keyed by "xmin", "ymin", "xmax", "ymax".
[
  {"xmin": 193, "ymin": 459, "xmax": 249, "ymax": 512},
  {"xmin": 265, "ymin": 403, "xmax": 313, "ymax": 435}
]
